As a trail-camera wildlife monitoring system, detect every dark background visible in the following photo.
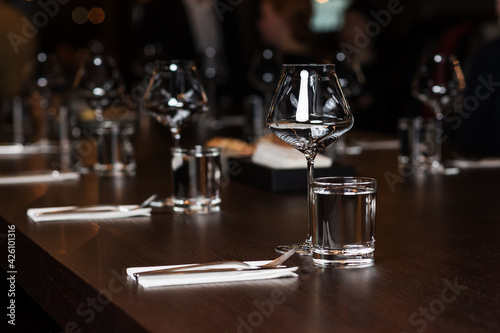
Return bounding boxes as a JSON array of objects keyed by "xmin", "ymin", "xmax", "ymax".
[{"xmin": 4, "ymin": 0, "xmax": 499, "ymax": 134}]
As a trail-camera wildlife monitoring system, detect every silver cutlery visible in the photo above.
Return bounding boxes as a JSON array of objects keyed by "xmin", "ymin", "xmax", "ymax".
[
  {"xmin": 35, "ymin": 194, "xmax": 158, "ymax": 217},
  {"xmin": 0, "ymin": 170, "xmax": 79, "ymax": 185},
  {"xmin": 134, "ymin": 246, "xmax": 298, "ymax": 279}
]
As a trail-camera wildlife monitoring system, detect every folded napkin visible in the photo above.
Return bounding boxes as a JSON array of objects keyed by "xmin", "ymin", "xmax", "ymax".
[
  {"xmin": 0, "ymin": 143, "xmax": 49, "ymax": 155},
  {"xmin": 0, "ymin": 143, "xmax": 24, "ymax": 155},
  {"xmin": 449, "ymin": 158, "xmax": 500, "ymax": 169},
  {"xmin": 251, "ymin": 141, "xmax": 332, "ymax": 169},
  {"xmin": 127, "ymin": 261, "xmax": 299, "ymax": 287},
  {"xmin": 0, "ymin": 171, "xmax": 80, "ymax": 185},
  {"xmin": 27, "ymin": 205, "xmax": 151, "ymax": 222}
]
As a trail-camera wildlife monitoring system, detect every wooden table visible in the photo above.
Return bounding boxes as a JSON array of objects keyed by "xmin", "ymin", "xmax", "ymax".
[{"xmin": 1, "ymin": 128, "xmax": 500, "ymax": 333}]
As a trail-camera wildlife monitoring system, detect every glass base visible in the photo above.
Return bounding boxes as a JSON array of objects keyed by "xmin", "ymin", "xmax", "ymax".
[
  {"xmin": 312, "ymin": 246, "xmax": 374, "ymax": 268},
  {"xmin": 150, "ymin": 197, "xmax": 174, "ymax": 208},
  {"xmin": 276, "ymin": 243, "xmax": 312, "ymax": 256},
  {"xmin": 151, "ymin": 196, "xmax": 220, "ymax": 214},
  {"xmin": 94, "ymin": 162, "xmax": 136, "ymax": 177},
  {"xmin": 415, "ymin": 160, "xmax": 444, "ymax": 174},
  {"xmin": 172, "ymin": 202, "xmax": 220, "ymax": 214}
]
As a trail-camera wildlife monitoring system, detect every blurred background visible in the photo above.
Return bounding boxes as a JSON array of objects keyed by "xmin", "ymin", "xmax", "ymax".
[{"xmin": 0, "ymin": 0, "xmax": 497, "ymax": 142}]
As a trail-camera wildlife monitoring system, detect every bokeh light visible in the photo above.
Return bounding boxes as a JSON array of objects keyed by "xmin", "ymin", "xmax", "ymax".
[
  {"xmin": 37, "ymin": 52, "xmax": 47, "ymax": 63},
  {"xmin": 72, "ymin": 7, "xmax": 88, "ymax": 25},
  {"xmin": 88, "ymin": 7, "xmax": 105, "ymax": 24}
]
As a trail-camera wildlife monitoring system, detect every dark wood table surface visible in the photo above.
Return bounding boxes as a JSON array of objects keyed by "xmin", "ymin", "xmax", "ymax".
[{"xmin": 1, "ymin": 125, "xmax": 500, "ymax": 333}]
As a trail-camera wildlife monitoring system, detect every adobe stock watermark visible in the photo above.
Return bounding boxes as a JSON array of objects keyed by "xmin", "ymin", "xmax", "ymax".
[
  {"xmin": 7, "ymin": 0, "xmax": 71, "ymax": 54},
  {"xmin": 236, "ymin": 288, "xmax": 287, "ymax": 333},
  {"xmin": 54, "ymin": 268, "xmax": 127, "ymax": 333},
  {"xmin": 385, "ymin": 73, "xmax": 500, "ymax": 192},
  {"xmin": 401, "ymin": 277, "xmax": 467, "ymax": 333},
  {"xmin": 213, "ymin": 0, "xmax": 244, "ymax": 22},
  {"xmin": 340, "ymin": 0, "xmax": 409, "ymax": 63}
]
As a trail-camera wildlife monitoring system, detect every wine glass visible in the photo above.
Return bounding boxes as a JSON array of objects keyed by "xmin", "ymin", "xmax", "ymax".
[
  {"xmin": 199, "ymin": 47, "xmax": 228, "ymax": 129},
  {"xmin": 246, "ymin": 48, "xmax": 282, "ymax": 140},
  {"xmin": 27, "ymin": 52, "xmax": 72, "ymax": 149},
  {"xmin": 249, "ymin": 48, "xmax": 282, "ymax": 95},
  {"xmin": 411, "ymin": 53, "xmax": 466, "ymax": 172},
  {"xmin": 332, "ymin": 51, "xmax": 365, "ymax": 155},
  {"xmin": 74, "ymin": 50, "xmax": 125, "ymax": 121},
  {"xmin": 143, "ymin": 60, "xmax": 209, "ymax": 147},
  {"xmin": 334, "ymin": 51, "xmax": 365, "ymax": 100},
  {"xmin": 267, "ymin": 64, "xmax": 354, "ymax": 255},
  {"xmin": 73, "ymin": 44, "xmax": 141, "ymax": 174}
]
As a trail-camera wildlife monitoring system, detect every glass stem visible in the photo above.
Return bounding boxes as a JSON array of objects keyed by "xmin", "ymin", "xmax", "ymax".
[
  {"xmin": 171, "ymin": 129, "xmax": 181, "ymax": 147},
  {"xmin": 305, "ymin": 155, "xmax": 315, "ymax": 248},
  {"xmin": 435, "ymin": 111, "xmax": 443, "ymax": 168},
  {"xmin": 40, "ymin": 96, "xmax": 49, "ymax": 143}
]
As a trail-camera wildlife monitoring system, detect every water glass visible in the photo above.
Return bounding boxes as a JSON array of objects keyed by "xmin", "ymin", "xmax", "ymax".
[
  {"xmin": 171, "ymin": 146, "xmax": 222, "ymax": 213},
  {"xmin": 312, "ymin": 177, "xmax": 377, "ymax": 267},
  {"xmin": 94, "ymin": 120, "xmax": 137, "ymax": 176},
  {"xmin": 398, "ymin": 117, "xmax": 442, "ymax": 174}
]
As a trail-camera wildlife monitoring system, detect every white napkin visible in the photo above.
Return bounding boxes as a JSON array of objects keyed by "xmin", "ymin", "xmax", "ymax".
[
  {"xmin": 449, "ymin": 158, "xmax": 500, "ymax": 169},
  {"xmin": 0, "ymin": 171, "xmax": 80, "ymax": 185},
  {"xmin": 251, "ymin": 141, "xmax": 332, "ymax": 169},
  {"xmin": 0, "ymin": 143, "xmax": 49, "ymax": 155},
  {"xmin": 0, "ymin": 143, "xmax": 24, "ymax": 155},
  {"xmin": 27, "ymin": 205, "xmax": 151, "ymax": 222},
  {"xmin": 127, "ymin": 261, "xmax": 299, "ymax": 287}
]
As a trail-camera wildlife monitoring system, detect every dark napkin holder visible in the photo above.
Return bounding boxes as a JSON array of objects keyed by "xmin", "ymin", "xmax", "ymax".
[{"xmin": 228, "ymin": 158, "xmax": 355, "ymax": 192}]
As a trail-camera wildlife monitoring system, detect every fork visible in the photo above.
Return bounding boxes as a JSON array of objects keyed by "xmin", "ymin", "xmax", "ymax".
[{"xmin": 134, "ymin": 246, "xmax": 298, "ymax": 279}]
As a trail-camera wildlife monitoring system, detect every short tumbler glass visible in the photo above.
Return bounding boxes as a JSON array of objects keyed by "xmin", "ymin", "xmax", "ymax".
[
  {"xmin": 398, "ymin": 117, "xmax": 442, "ymax": 174},
  {"xmin": 94, "ymin": 120, "xmax": 137, "ymax": 176},
  {"xmin": 171, "ymin": 146, "xmax": 222, "ymax": 213},
  {"xmin": 312, "ymin": 177, "xmax": 377, "ymax": 267}
]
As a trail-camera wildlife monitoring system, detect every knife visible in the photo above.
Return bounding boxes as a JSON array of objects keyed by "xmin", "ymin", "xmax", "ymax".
[
  {"xmin": 34, "ymin": 205, "xmax": 139, "ymax": 217},
  {"xmin": 134, "ymin": 266, "xmax": 297, "ymax": 280}
]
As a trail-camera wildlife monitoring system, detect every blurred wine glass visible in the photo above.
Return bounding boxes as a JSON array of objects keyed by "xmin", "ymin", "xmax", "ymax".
[
  {"xmin": 143, "ymin": 60, "xmax": 209, "ymax": 147},
  {"xmin": 332, "ymin": 51, "xmax": 365, "ymax": 155},
  {"xmin": 246, "ymin": 48, "xmax": 282, "ymax": 140},
  {"xmin": 412, "ymin": 53, "xmax": 465, "ymax": 115},
  {"xmin": 73, "ymin": 46, "xmax": 125, "ymax": 121},
  {"xmin": 267, "ymin": 64, "xmax": 353, "ymax": 255},
  {"xmin": 411, "ymin": 53, "xmax": 466, "ymax": 172},
  {"xmin": 143, "ymin": 60, "xmax": 209, "ymax": 207},
  {"xmin": 199, "ymin": 47, "xmax": 228, "ymax": 129},
  {"xmin": 73, "ymin": 43, "xmax": 139, "ymax": 175},
  {"xmin": 249, "ymin": 48, "xmax": 282, "ymax": 95},
  {"xmin": 334, "ymin": 52, "xmax": 365, "ymax": 100},
  {"xmin": 27, "ymin": 51, "xmax": 72, "ymax": 148}
]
